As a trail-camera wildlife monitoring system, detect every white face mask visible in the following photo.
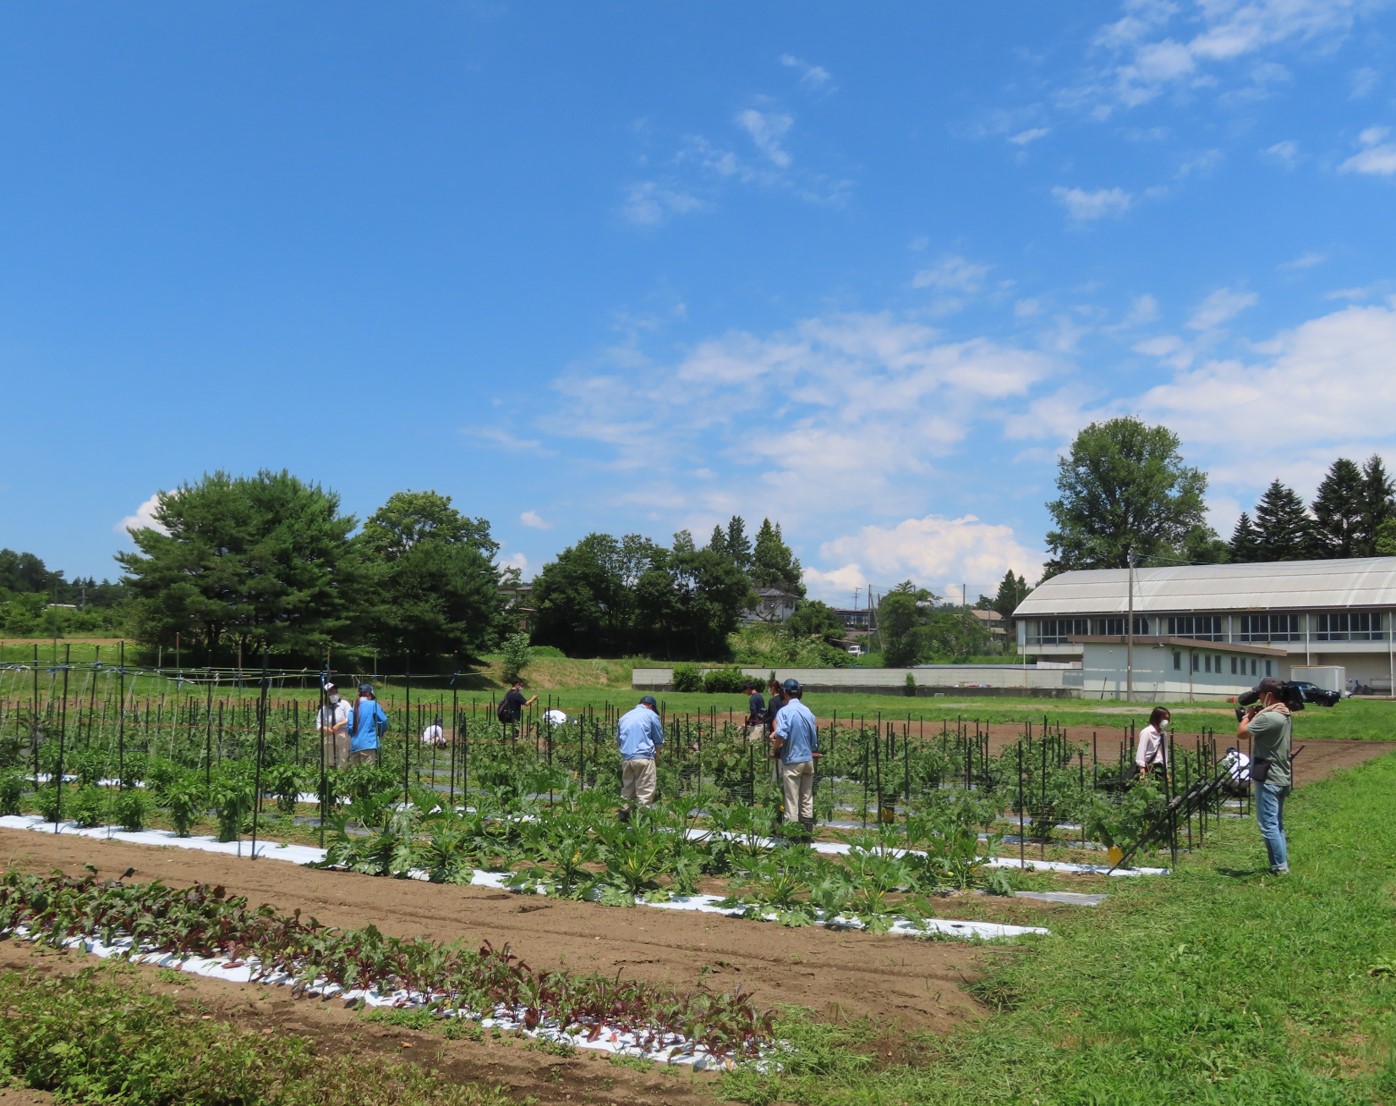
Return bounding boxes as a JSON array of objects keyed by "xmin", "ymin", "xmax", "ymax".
[
  {"xmin": 328, "ymin": 694, "xmax": 340, "ymax": 705},
  {"xmin": 1159, "ymin": 719, "xmax": 1169, "ymax": 729}
]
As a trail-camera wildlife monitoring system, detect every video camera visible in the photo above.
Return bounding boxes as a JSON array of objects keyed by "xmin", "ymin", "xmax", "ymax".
[{"xmin": 1234, "ymin": 681, "xmax": 1307, "ymax": 721}]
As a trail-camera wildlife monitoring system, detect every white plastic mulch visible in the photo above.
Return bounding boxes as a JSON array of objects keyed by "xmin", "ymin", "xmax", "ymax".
[
  {"xmin": 4, "ymin": 922, "xmax": 745, "ymax": 1070},
  {"xmin": 0, "ymin": 815, "xmax": 1050, "ymax": 940}
]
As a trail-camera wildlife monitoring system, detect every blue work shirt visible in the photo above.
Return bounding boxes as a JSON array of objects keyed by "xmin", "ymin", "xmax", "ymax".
[
  {"xmin": 349, "ymin": 697, "xmax": 388, "ymax": 754},
  {"xmin": 774, "ymin": 698, "xmax": 818, "ymax": 763},
  {"xmin": 616, "ymin": 704, "xmax": 664, "ymax": 760}
]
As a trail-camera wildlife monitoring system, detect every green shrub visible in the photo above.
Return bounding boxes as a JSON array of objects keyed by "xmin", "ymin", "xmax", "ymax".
[
  {"xmin": 155, "ymin": 769, "xmax": 205, "ymax": 837},
  {"xmin": 0, "ymin": 771, "xmax": 25, "ymax": 816},
  {"xmin": 112, "ymin": 788, "xmax": 149, "ymax": 832},
  {"xmin": 703, "ymin": 668, "xmax": 750, "ymax": 694},
  {"xmin": 499, "ymin": 632, "xmax": 532, "ymax": 684},
  {"xmin": 672, "ymin": 663, "xmax": 702, "ymax": 692},
  {"xmin": 67, "ymin": 785, "xmax": 108, "ymax": 828},
  {"xmin": 529, "ymin": 645, "xmax": 567, "ymax": 659}
]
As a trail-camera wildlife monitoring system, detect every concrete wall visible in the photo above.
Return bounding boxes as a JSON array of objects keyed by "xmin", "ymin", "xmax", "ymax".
[{"xmin": 632, "ymin": 665, "xmax": 1077, "ymax": 696}]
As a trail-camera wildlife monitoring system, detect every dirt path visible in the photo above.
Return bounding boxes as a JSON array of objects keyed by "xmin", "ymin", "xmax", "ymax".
[{"xmin": 0, "ymin": 735, "xmax": 1389, "ymax": 1105}]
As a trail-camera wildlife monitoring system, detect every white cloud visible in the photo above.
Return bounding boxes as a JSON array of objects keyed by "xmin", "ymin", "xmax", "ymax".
[
  {"xmin": 1350, "ymin": 65, "xmax": 1380, "ymax": 99},
  {"xmin": 736, "ymin": 108, "xmax": 794, "ymax": 168},
  {"xmin": 911, "ymin": 254, "xmax": 992, "ymax": 293},
  {"xmin": 1187, "ymin": 287, "xmax": 1258, "ymax": 331},
  {"xmin": 1140, "ymin": 304, "xmax": 1396, "ymax": 497},
  {"xmin": 1052, "ymin": 185, "xmax": 1133, "ymax": 221},
  {"xmin": 1009, "ymin": 126, "xmax": 1050, "ymax": 145},
  {"xmin": 809, "ymin": 516, "xmax": 1044, "ymax": 603},
  {"xmin": 1133, "ymin": 334, "xmax": 1195, "ymax": 369},
  {"xmin": 502, "ymin": 551, "xmax": 530, "ymax": 578},
  {"xmin": 520, "ymin": 510, "xmax": 551, "ymax": 530},
  {"xmin": 1263, "ymin": 139, "xmax": 1301, "ymax": 168},
  {"xmin": 1279, "ymin": 251, "xmax": 1326, "ymax": 271},
  {"xmin": 117, "ymin": 494, "xmax": 166, "ymax": 536},
  {"xmin": 779, "ymin": 53, "xmax": 835, "ymax": 92},
  {"xmin": 1340, "ymin": 126, "xmax": 1396, "ymax": 176},
  {"xmin": 1014, "ymin": 297, "xmax": 1043, "ymax": 318},
  {"xmin": 620, "ymin": 181, "xmax": 707, "ymax": 226},
  {"xmin": 1122, "ymin": 293, "xmax": 1160, "ymax": 326}
]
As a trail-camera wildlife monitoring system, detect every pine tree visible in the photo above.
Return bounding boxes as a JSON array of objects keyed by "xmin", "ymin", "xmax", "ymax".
[
  {"xmin": 751, "ymin": 519, "xmax": 805, "ymax": 596},
  {"xmin": 1228, "ymin": 511, "xmax": 1261, "ymax": 562},
  {"xmin": 724, "ymin": 516, "xmax": 753, "ymax": 573},
  {"xmin": 1251, "ymin": 480, "xmax": 1314, "ymax": 561},
  {"xmin": 705, "ymin": 525, "xmax": 727, "ymax": 557},
  {"xmin": 1310, "ymin": 458, "xmax": 1364, "ymax": 558},
  {"xmin": 1358, "ymin": 455, "xmax": 1396, "ymax": 557}
]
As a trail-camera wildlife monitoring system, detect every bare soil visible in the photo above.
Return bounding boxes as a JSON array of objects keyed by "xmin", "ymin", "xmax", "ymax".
[{"xmin": 0, "ymin": 733, "xmax": 1390, "ymax": 1105}]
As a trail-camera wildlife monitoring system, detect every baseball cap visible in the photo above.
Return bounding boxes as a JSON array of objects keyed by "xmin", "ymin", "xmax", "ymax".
[
  {"xmin": 323, "ymin": 682, "xmax": 336, "ymax": 693},
  {"xmin": 640, "ymin": 695, "xmax": 658, "ymax": 708},
  {"xmin": 1253, "ymin": 677, "xmax": 1285, "ymax": 696},
  {"xmin": 359, "ymin": 683, "xmax": 374, "ymax": 695},
  {"xmin": 782, "ymin": 678, "xmax": 801, "ymax": 694}
]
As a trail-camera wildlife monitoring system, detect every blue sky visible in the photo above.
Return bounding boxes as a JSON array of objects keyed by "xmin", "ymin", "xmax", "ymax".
[{"xmin": 5, "ymin": 1, "xmax": 1396, "ymax": 607}]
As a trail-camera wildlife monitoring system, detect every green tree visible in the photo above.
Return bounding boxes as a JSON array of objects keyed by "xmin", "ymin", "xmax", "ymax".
[
  {"xmin": 1044, "ymin": 418, "xmax": 1214, "ymax": 574},
  {"xmin": 1357, "ymin": 455, "xmax": 1396, "ymax": 557},
  {"xmin": 1251, "ymin": 479, "xmax": 1313, "ymax": 561},
  {"xmin": 923, "ymin": 606, "xmax": 991, "ymax": 661},
  {"xmin": 785, "ymin": 599, "xmax": 844, "ymax": 644},
  {"xmin": 751, "ymin": 519, "xmax": 805, "ymax": 596},
  {"xmin": 988, "ymin": 570, "xmax": 1030, "ymax": 622},
  {"xmin": 532, "ymin": 533, "xmax": 662, "ymax": 656},
  {"xmin": 724, "ymin": 516, "xmax": 753, "ymax": 573},
  {"xmin": 1310, "ymin": 458, "xmax": 1365, "ymax": 559},
  {"xmin": 355, "ymin": 491, "xmax": 504, "ymax": 666},
  {"xmin": 116, "ymin": 470, "xmax": 354, "ymax": 660},
  {"xmin": 1228, "ymin": 511, "xmax": 1262, "ymax": 563},
  {"xmin": 875, "ymin": 582, "xmax": 938, "ymax": 667}
]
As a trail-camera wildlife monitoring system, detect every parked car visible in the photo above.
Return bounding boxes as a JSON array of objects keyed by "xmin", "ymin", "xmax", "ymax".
[
  {"xmin": 846, "ymin": 644, "xmax": 868, "ymax": 655},
  {"xmin": 1289, "ymin": 681, "xmax": 1342, "ymax": 708}
]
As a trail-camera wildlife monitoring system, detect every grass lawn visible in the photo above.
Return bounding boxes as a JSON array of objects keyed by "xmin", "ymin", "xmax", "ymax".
[{"xmin": 721, "ymin": 751, "xmax": 1396, "ymax": 1105}]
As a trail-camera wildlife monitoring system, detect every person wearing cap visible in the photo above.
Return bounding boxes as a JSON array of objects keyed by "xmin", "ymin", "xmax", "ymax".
[
  {"xmin": 1237, "ymin": 677, "xmax": 1293, "ymax": 874},
  {"xmin": 743, "ymin": 681, "xmax": 766, "ymax": 744},
  {"xmin": 770, "ymin": 678, "xmax": 819, "ymax": 840},
  {"xmin": 498, "ymin": 677, "xmax": 537, "ymax": 728},
  {"xmin": 421, "ymin": 715, "xmax": 446, "ymax": 748},
  {"xmin": 1219, "ymin": 745, "xmax": 1251, "ymax": 796},
  {"xmin": 616, "ymin": 695, "xmax": 664, "ymax": 821},
  {"xmin": 348, "ymin": 683, "xmax": 388, "ymax": 765},
  {"xmin": 317, "ymin": 682, "xmax": 351, "ymax": 768}
]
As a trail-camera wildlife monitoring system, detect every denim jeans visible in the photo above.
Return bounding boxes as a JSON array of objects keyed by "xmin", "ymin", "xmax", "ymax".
[{"xmin": 1255, "ymin": 781, "xmax": 1290, "ymax": 871}]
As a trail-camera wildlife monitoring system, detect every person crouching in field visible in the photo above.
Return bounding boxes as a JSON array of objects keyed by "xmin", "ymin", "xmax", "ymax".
[{"xmin": 616, "ymin": 695, "xmax": 664, "ymax": 823}]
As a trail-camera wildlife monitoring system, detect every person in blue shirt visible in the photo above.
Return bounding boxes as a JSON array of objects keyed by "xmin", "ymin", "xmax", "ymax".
[
  {"xmin": 743, "ymin": 681, "xmax": 766, "ymax": 743},
  {"xmin": 771, "ymin": 678, "xmax": 818, "ymax": 840},
  {"xmin": 616, "ymin": 695, "xmax": 664, "ymax": 821},
  {"xmin": 348, "ymin": 683, "xmax": 388, "ymax": 765}
]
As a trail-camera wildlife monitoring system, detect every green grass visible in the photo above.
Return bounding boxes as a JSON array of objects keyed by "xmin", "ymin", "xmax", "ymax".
[{"xmin": 722, "ymin": 751, "xmax": 1396, "ymax": 1105}]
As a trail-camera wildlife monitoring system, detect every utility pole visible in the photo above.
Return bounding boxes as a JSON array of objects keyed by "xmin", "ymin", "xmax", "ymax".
[{"xmin": 1126, "ymin": 553, "xmax": 1136, "ymax": 703}]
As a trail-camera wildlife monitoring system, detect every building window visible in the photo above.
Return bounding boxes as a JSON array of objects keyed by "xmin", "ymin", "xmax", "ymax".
[
  {"xmin": 1214, "ymin": 654, "xmax": 1222, "ymax": 672},
  {"xmin": 1265, "ymin": 659, "xmax": 1273, "ymax": 676},
  {"xmin": 1204, "ymin": 655, "xmax": 1212, "ymax": 673},
  {"xmin": 1173, "ymin": 650, "xmax": 1182, "ymax": 671},
  {"xmin": 1315, "ymin": 611, "xmax": 1384, "ymax": 642},
  {"xmin": 1033, "ymin": 618, "xmax": 1090, "ymax": 644},
  {"xmin": 1192, "ymin": 654, "xmax": 1200, "ymax": 672},
  {"xmin": 1238, "ymin": 614, "xmax": 1301, "ymax": 642},
  {"xmin": 1251, "ymin": 658, "xmax": 1257, "ymax": 676},
  {"xmin": 1230, "ymin": 657, "xmax": 1237, "ymax": 674},
  {"xmin": 1096, "ymin": 616, "xmax": 1152, "ymax": 636},
  {"xmin": 1166, "ymin": 615, "xmax": 1223, "ymax": 641}
]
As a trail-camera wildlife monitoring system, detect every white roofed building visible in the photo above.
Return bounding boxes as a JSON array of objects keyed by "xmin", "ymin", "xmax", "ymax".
[{"xmin": 1014, "ymin": 557, "xmax": 1396, "ymax": 695}]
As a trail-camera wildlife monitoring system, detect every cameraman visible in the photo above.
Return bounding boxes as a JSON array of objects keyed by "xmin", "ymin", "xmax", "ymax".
[{"xmin": 1236, "ymin": 677, "xmax": 1293, "ymax": 875}]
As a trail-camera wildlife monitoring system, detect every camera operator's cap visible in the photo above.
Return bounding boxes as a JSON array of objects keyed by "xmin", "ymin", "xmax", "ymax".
[
  {"xmin": 1253, "ymin": 677, "xmax": 1285, "ymax": 696},
  {"xmin": 782, "ymin": 678, "xmax": 801, "ymax": 694},
  {"xmin": 640, "ymin": 695, "xmax": 657, "ymax": 708}
]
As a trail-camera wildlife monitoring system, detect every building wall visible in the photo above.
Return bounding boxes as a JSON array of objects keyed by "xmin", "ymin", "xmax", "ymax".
[{"xmin": 1079, "ymin": 642, "xmax": 1278, "ymax": 702}]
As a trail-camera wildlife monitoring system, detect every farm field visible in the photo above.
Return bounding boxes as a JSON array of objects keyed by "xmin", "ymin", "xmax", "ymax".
[{"xmin": 1, "ymin": 732, "xmax": 1394, "ymax": 1103}]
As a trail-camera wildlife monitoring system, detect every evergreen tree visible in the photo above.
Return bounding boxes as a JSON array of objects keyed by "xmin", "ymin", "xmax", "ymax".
[
  {"xmin": 1228, "ymin": 511, "xmax": 1262, "ymax": 562},
  {"xmin": 1358, "ymin": 455, "xmax": 1396, "ymax": 557},
  {"xmin": 751, "ymin": 519, "xmax": 805, "ymax": 596},
  {"xmin": 1310, "ymin": 458, "xmax": 1365, "ymax": 559},
  {"xmin": 1251, "ymin": 480, "xmax": 1313, "ymax": 561},
  {"xmin": 990, "ymin": 570, "xmax": 1030, "ymax": 621},
  {"xmin": 724, "ymin": 516, "xmax": 753, "ymax": 573},
  {"xmin": 705, "ymin": 525, "xmax": 727, "ymax": 557}
]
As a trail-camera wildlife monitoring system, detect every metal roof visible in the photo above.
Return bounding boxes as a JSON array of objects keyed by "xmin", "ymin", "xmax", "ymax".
[{"xmin": 1014, "ymin": 557, "xmax": 1396, "ymax": 616}]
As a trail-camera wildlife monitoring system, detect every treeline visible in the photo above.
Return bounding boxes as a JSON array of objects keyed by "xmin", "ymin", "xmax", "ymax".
[
  {"xmin": 0, "ymin": 549, "xmax": 127, "ymax": 637},
  {"xmin": 530, "ymin": 516, "xmax": 806, "ymax": 660},
  {"xmin": 1228, "ymin": 456, "xmax": 1396, "ymax": 562}
]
